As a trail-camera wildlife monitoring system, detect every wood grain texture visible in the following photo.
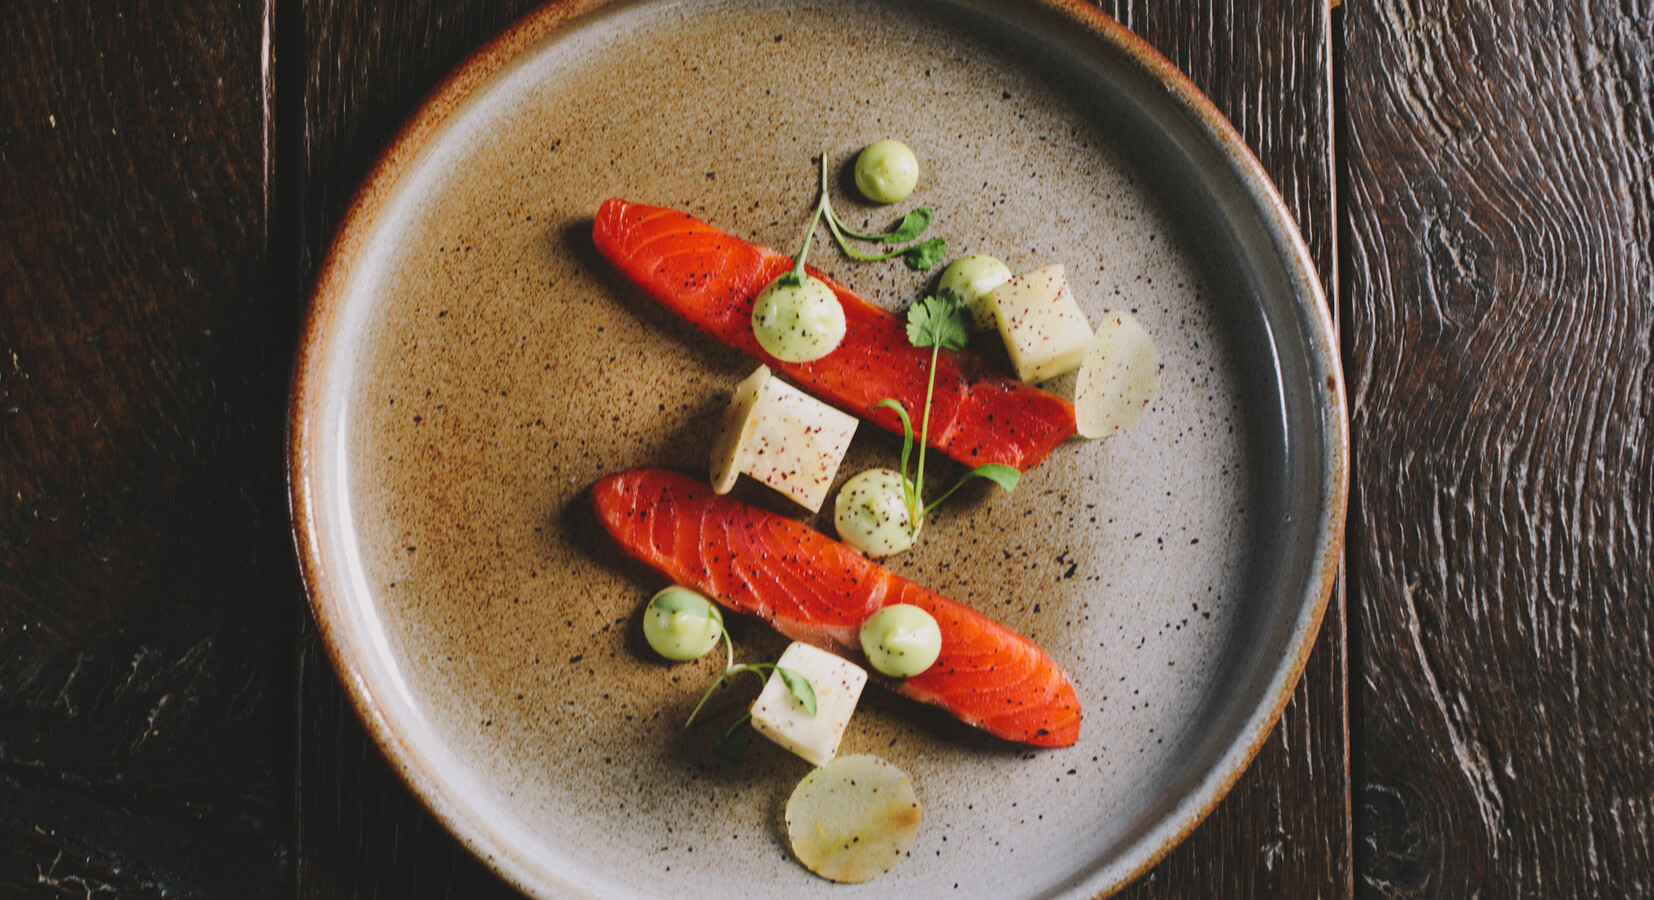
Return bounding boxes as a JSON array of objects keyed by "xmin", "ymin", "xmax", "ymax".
[
  {"xmin": 0, "ymin": 0, "xmax": 292, "ymax": 897},
  {"xmin": 289, "ymin": 1, "xmax": 1347, "ymax": 898},
  {"xmin": 1345, "ymin": 1, "xmax": 1653, "ymax": 897},
  {"xmin": 287, "ymin": 1, "xmax": 544, "ymax": 896},
  {"xmin": 1094, "ymin": 1, "xmax": 1350, "ymax": 897}
]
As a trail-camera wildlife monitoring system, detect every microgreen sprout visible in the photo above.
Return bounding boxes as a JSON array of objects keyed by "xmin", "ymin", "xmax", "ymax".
[
  {"xmin": 683, "ymin": 624, "xmax": 817, "ymax": 762},
  {"xmin": 877, "ymin": 290, "xmax": 1021, "ymax": 534},
  {"xmin": 785, "ymin": 154, "xmax": 947, "ymax": 275}
]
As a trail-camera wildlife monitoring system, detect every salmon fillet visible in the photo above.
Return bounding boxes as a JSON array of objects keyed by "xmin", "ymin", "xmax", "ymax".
[
  {"xmin": 592, "ymin": 198, "xmax": 1078, "ymax": 471},
  {"xmin": 593, "ymin": 467, "xmax": 1082, "ymax": 747}
]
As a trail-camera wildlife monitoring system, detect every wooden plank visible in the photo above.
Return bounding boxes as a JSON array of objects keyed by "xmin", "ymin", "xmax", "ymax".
[
  {"xmin": 287, "ymin": 1, "xmax": 543, "ymax": 895},
  {"xmin": 0, "ymin": 1, "xmax": 291, "ymax": 897},
  {"xmin": 1094, "ymin": 1, "xmax": 1351, "ymax": 897},
  {"xmin": 289, "ymin": 0, "xmax": 1346, "ymax": 896},
  {"xmin": 1345, "ymin": 0, "xmax": 1653, "ymax": 895}
]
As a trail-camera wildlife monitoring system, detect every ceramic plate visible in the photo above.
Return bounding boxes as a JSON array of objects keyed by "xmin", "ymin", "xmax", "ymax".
[{"xmin": 288, "ymin": 0, "xmax": 1347, "ymax": 897}]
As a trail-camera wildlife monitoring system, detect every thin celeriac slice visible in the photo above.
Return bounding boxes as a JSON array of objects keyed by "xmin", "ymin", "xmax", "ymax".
[
  {"xmin": 986, "ymin": 264, "xmax": 1094, "ymax": 382},
  {"xmin": 786, "ymin": 754, "xmax": 922, "ymax": 884},
  {"xmin": 709, "ymin": 365, "xmax": 858, "ymax": 511},
  {"xmin": 1075, "ymin": 310, "xmax": 1160, "ymax": 438},
  {"xmin": 751, "ymin": 642, "xmax": 867, "ymax": 767}
]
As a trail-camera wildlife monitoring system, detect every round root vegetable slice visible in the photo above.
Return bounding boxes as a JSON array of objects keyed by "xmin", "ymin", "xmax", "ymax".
[
  {"xmin": 785, "ymin": 754, "xmax": 921, "ymax": 883},
  {"xmin": 1075, "ymin": 309, "xmax": 1160, "ymax": 439},
  {"xmin": 709, "ymin": 365, "xmax": 771, "ymax": 493}
]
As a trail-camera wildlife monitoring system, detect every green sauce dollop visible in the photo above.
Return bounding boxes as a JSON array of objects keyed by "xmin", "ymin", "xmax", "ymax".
[
  {"xmin": 854, "ymin": 140, "xmax": 920, "ymax": 204},
  {"xmin": 752, "ymin": 274, "xmax": 846, "ymax": 363},
  {"xmin": 834, "ymin": 468, "xmax": 917, "ymax": 557},
  {"xmin": 859, "ymin": 604, "xmax": 942, "ymax": 678},
  {"xmin": 643, "ymin": 586, "xmax": 724, "ymax": 661},
  {"xmin": 939, "ymin": 254, "xmax": 1012, "ymax": 332}
]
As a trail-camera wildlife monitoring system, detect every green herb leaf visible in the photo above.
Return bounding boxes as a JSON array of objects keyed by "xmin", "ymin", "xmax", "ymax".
[
  {"xmin": 965, "ymin": 463, "xmax": 1021, "ymax": 493},
  {"xmin": 921, "ymin": 463, "xmax": 1023, "ymax": 520},
  {"xmin": 713, "ymin": 714, "xmax": 753, "ymax": 762},
  {"xmin": 776, "ymin": 666, "xmax": 818, "ymax": 716},
  {"xmin": 902, "ymin": 238, "xmax": 947, "ymax": 271},
  {"xmin": 886, "ymin": 208, "xmax": 933, "ymax": 243},
  {"xmin": 906, "ymin": 290, "xmax": 970, "ymax": 351},
  {"xmin": 831, "ymin": 207, "xmax": 933, "ymax": 244}
]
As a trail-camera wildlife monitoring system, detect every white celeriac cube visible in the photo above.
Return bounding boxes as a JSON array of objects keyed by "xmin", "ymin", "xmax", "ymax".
[
  {"xmin": 709, "ymin": 365, "xmax": 858, "ymax": 512},
  {"xmin": 750, "ymin": 642, "xmax": 868, "ymax": 767},
  {"xmin": 986, "ymin": 264, "xmax": 1095, "ymax": 383}
]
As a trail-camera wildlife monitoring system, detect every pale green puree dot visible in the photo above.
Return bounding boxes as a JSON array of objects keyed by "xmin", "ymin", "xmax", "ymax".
[
  {"xmin": 854, "ymin": 140, "xmax": 920, "ymax": 204},
  {"xmin": 643, "ymin": 586, "xmax": 724, "ymax": 661},
  {"xmin": 859, "ymin": 604, "xmax": 942, "ymax": 677},
  {"xmin": 751, "ymin": 274, "xmax": 846, "ymax": 363}
]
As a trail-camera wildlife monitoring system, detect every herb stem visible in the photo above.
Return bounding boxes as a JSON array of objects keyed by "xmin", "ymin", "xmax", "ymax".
[
  {"xmin": 789, "ymin": 193, "xmax": 828, "ymax": 285},
  {"xmin": 684, "ymin": 667, "xmax": 730, "ymax": 728},
  {"xmin": 912, "ymin": 342, "xmax": 942, "ymax": 522},
  {"xmin": 684, "ymin": 660, "xmax": 814, "ymax": 728},
  {"xmin": 721, "ymin": 712, "xmax": 754, "ymax": 742},
  {"xmin": 922, "ymin": 475, "xmax": 971, "ymax": 520},
  {"xmin": 824, "ymin": 213, "xmax": 917, "ymax": 262}
]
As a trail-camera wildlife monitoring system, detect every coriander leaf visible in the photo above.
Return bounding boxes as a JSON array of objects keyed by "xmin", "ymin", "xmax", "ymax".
[
  {"xmin": 906, "ymin": 290, "xmax": 970, "ymax": 351},
  {"xmin": 776, "ymin": 666, "xmax": 818, "ymax": 716},
  {"xmin": 902, "ymin": 238, "xmax": 947, "ymax": 271},
  {"xmin": 830, "ymin": 206, "xmax": 932, "ymax": 244},
  {"xmin": 713, "ymin": 714, "xmax": 753, "ymax": 762},
  {"xmin": 886, "ymin": 208, "xmax": 933, "ymax": 243},
  {"xmin": 825, "ymin": 213, "xmax": 928, "ymax": 263}
]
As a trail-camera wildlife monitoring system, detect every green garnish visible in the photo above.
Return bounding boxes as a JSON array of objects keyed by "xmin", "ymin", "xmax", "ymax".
[
  {"xmin": 833, "ymin": 207, "xmax": 931, "ymax": 244},
  {"xmin": 880, "ymin": 289, "xmax": 1022, "ymax": 532},
  {"xmin": 905, "ymin": 289, "xmax": 971, "ymax": 352},
  {"xmin": 681, "ymin": 623, "xmax": 817, "ymax": 762},
  {"xmin": 685, "ymin": 661, "xmax": 818, "ymax": 726},
  {"xmin": 899, "ymin": 238, "xmax": 948, "ymax": 271},
  {"xmin": 788, "ymin": 154, "xmax": 947, "ymax": 274}
]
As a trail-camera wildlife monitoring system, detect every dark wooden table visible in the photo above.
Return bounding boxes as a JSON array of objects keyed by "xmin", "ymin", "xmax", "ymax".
[{"xmin": 3, "ymin": 1, "xmax": 1648, "ymax": 897}]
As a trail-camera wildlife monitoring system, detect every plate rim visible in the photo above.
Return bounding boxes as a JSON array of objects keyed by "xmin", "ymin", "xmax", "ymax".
[{"xmin": 286, "ymin": 0, "xmax": 1350, "ymax": 896}]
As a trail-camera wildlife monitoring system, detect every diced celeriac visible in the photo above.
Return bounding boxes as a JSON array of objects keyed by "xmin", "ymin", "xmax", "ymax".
[
  {"xmin": 1074, "ymin": 310, "xmax": 1160, "ymax": 439},
  {"xmin": 709, "ymin": 365, "xmax": 859, "ymax": 512},
  {"xmin": 751, "ymin": 642, "xmax": 867, "ymax": 767},
  {"xmin": 709, "ymin": 366, "xmax": 769, "ymax": 493},
  {"xmin": 986, "ymin": 264, "xmax": 1095, "ymax": 383}
]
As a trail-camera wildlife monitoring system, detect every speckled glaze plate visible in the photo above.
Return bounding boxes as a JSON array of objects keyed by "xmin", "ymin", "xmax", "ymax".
[{"xmin": 288, "ymin": 0, "xmax": 1347, "ymax": 897}]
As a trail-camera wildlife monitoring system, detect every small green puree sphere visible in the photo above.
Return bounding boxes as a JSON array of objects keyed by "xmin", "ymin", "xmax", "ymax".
[
  {"xmin": 834, "ymin": 468, "xmax": 917, "ymax": 557},
  {"xmin": 751, "ymin": 274, "xmax": 847, "ymax": 363},
  {"xmin": 854, "ymin": 140, "xmax": 920, "ymax": 204},
  {"xmin": 859, "ymin": 604, "xmax": 942, "ymax": 677},
  {"xmin": 939, "ymin": 254, "xmax": 1013, "ymax": 332},
  {"xmin": 643, "ymin": 586, "xmax": 724, "ymax": 661}
]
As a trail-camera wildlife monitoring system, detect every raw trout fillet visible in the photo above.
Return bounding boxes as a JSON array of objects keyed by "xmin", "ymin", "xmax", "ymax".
[
  {"xmin": 592, "ymin": 198, "xmax": 1078, "ymax": 471},
  {"xmin": 593, "ymin": 467, "xmax": 1082, "ymax": 747}
]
